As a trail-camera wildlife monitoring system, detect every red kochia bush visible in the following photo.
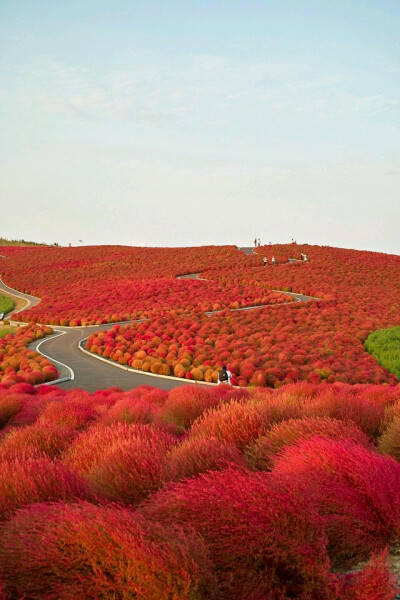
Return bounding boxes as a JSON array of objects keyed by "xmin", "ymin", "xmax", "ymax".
[
  {"xmin": 0, "ymin": 423, "xmax": 77, "ymax": 461},
  {"xmin": 339, "ymin": 549, "xmax": 399, "ymax": 600},
  {"xmin": 188, "ymin": 400, "xmax": 270, "ymax": 450},
  {"xmin": 100, "ymin": 396, "xmax": 158, "ymax": 426},
  {"xmin": 246, "ymin": 417, "xmax": 370, "ymax": 471},
  {"xmin": 38, "ymin": 397, "xmax": 97, "ymax": 430},
  {"xmin": 0, "ymin": 393, "xmax": 23, "ymax": 429},
  {"xmin": 0, "ymin": 456, "xmax": 88, "ymax": 520},
  {"xmin": 159, "ymin": 385, "xmax": 222, "ymax": 432},
  {"xmin": 139, "ymin": 467, "xmax": 335, "ymax": 600},
  {"xmin": 166, "ymin": 436, "xmax": 246, "ymax": 481},
  {"xmin": 303, "ymin": 388, "xmax": 386, "ymax": 437},
  {"xmin": 63, "ymin": 423, "xmax": 177, "ymax": 504},
  {"xmin": 0, "ymin": 502, "xmax": 216, "ymax": 600},
  {"xmin": 270, "ymin": 437, "xmax": 400, "ymax": 567}
]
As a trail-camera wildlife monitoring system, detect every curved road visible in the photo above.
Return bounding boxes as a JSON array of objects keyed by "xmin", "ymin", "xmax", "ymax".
[{"xmin": 0, "ymin": 248, "xmax": 317, "ymax": 392}]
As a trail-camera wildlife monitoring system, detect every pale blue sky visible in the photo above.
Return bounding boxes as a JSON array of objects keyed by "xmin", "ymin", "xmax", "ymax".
[{"xmin": 1, "ymin": 1, "xmax": 399, "ymax": 252}]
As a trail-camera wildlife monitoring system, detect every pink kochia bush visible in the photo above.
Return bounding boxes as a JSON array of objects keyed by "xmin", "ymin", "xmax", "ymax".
[
  {"xmin": 270, "ymin": 437, "xmax": 400, "ymax": 567},
  {"xmin": 62, "ymin": 423, "xmax": 177, "ymax": 504},
  {"xmin": 139, "ymin": 467, "xmax": 335, "ymax": 600},
  {"xmin": 0, "ymin": 502, "xmax": 216, "ymax": 600}
]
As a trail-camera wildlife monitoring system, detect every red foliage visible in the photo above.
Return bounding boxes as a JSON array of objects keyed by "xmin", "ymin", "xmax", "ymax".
[
  {"xmin": 188, "ymin": 399, "xmax": 271, "ymax": 450},
  {"xmin": 139, "ymin": 467, "xmax": 335, "ymax": 599},
  {"xmin": 0, "ymin": 422, "xmax": 77, "ymax": 461},
  {"xmin": 246, "ymin": 417, "xmax": 370, "ymax": 470},
  {"xmin": 0, "ymin": 502, "xmax": 216, "ymax": 600},
  {"xmin": 0, "ymin": 323, "xmax": 58, "ymax": 385},
  {"xmin": 270, "ymin": 437, "xmax": 400, "ymax": 567},
  {"xmin": 166, "ymin": 435, "xmax": 246, "ymax": 481},
  {"xmin": 339, "ymin": 550, "xmax": 399, "ymax": 600},
  {"xmin": 303, "ymin": 386, "xmax": 387, "ymax": 437},
  {"xmin": 3, "ymin": 243, "xmax": 400, "ymax": 387},
  {"xmin": 158, "ymin": 385, "xmax": 222, "ymax": 432},
  {"xmin": 0, "ymin": 456, "xmax": 88, "ymax": 520},
  {"xmin": 63, "ymin": 422, "xmax": 177, "ymax": 504}
]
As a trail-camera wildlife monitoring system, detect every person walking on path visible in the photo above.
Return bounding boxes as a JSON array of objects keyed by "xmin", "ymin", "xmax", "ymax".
[
  {"xmin": 263, "ymin": 256, "xmax": 267, "ymax": 267},
  {"xmin": 218, "ymin": 365, "xmax": 232, "ymax": 385}
]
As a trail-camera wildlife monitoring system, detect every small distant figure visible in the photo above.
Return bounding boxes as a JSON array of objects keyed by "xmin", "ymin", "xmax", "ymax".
[
  {"xmin": 291, "ymin": 238, "xmax": 295, "ymax": 244},
  {"xmin": 258, "ymin": 238, "xmax": 261, "ymax": 247},
  {"xmin": 303, "ymin": 253, "xmax": 308, "ymax": 262},
  {"xmin": 269, "ymin": 241, "xmax": 272, "ymax": 245},
  {"xmin": 271, "ymin": 256, "xmax": 276, "ymax": 266},
  {"xmin": 300, "ymin": 253, "xmax": 305, "ymax": 261},
  {"xmin": 254, "ymin": 237, "xmax": 257, "ymax": 247},
  {"xmin": 263, "ymin": 256, "xmax": 267, "ymax": 267},
  {"xmin": 218, "ymin": 365, "xmax": 232, "ymax": 385}
]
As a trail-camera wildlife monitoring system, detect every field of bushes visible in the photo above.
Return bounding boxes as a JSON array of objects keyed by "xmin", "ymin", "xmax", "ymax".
[
  {"xmin": 0, "ymin": 324, "xmax": 58, "ymax": 386},
  {"xmin": 0, "ymin": 381, "xmax": 399, "ymax": 598},
  {"xmin": 1, "ymin": 243, "xmax": 400, "ymax": 387}
]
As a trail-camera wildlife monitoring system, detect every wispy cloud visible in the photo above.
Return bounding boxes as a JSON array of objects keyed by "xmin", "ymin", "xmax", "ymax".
[{"xmin": 3, "ymin": 53, "xmax": 400, "ymax": 130}]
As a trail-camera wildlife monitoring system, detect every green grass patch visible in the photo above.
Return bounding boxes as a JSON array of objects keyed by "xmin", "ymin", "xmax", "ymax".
[
  {"xmin": 0, "ymin": 327, "xmax": 14, "ymax": 339},
  {"xmin": 0, "ymin": 295, "xmax": 14, "ymax": 314},
  {"xmin": 365, "ymin": 326, "xmax": 400, "ymax": 380}
]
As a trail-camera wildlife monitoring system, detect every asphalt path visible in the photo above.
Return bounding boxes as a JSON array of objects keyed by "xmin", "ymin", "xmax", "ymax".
[{"xmin": 0, "ymin": 248, "xmax": 317, "ymax": 392}]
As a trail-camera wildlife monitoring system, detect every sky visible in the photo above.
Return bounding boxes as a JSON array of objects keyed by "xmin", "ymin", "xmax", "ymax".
[{"xmin": 0, "ymin": 0, "xmax": 399, "ymax": 253}]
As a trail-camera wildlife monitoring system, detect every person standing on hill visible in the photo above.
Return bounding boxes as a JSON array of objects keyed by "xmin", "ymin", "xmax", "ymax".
[
  {"xmin": 263, "ymin": 256, "xmax": 267, "ymax": 267},
  {"xmin": 272, "ymin": 256, "xmax": 276, "ymax": 266},
  {"xmin": 218, "ymin": 366, "xmax": 232, "ymax": 385},
  {"xmin": 254, "ymin": 237, "xmax": 257, "ymax": 247}
]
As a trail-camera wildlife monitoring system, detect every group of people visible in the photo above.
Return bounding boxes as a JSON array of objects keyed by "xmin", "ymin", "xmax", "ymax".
[{"xmin": 262, "ymin": 256, "xmax": 276, "ymax": 267}]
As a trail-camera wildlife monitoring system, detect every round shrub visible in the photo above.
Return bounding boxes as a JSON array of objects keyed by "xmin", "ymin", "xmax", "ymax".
[
  {"xmin": 0, "ymin": 423, "xmax": 77, "ymax": 461},
  {"xmin": 63, "ymin": 423, "xmax": 177, "ymax": 504},
  {"xmin": 246, "ymin": 417, "xmax": 370, "ymax": 471},
  {"xmin": 303, "ymin": 388, "xmax": 385, "ymax": 437},
  {"xmin": 0, "ymin": 502, "xmax": 216, "ymax": 600},
  {"xmin": 38, "ymin": 398, "xmax": 97, "ymax": 430},
  {"xmin": 189, "ymin": 400, "xmax": 270, "ymax": 451},
  {"xmin": 160, "ymin": 385, "xmax": 220, "ymax": 432},
  {"xmin": 270, "ymin": 437, "xmax": 400, "ymax": 567},
  {"xmin": 166, "ymin": 436, "xmax": 246, "ymax": 481},
  {"xmin": 100, "ymin": 396, "xmax": 158, "ymax": 426},
  {"xmin": 140, "ymin": 467, "xmax": 334, "ymax": 600},
  {"xmin": 0, "ymin": 456, "xmax": 88, "ymax": 520},
  {"xmin": 0, "ymin": 393, "xmax": 23, "ymax": 429}
]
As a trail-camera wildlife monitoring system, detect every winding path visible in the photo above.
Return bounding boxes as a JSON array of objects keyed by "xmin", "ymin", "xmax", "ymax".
[{"xmin": 0, "ymin": 248, "xmax": 317, "ymax": 392}]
